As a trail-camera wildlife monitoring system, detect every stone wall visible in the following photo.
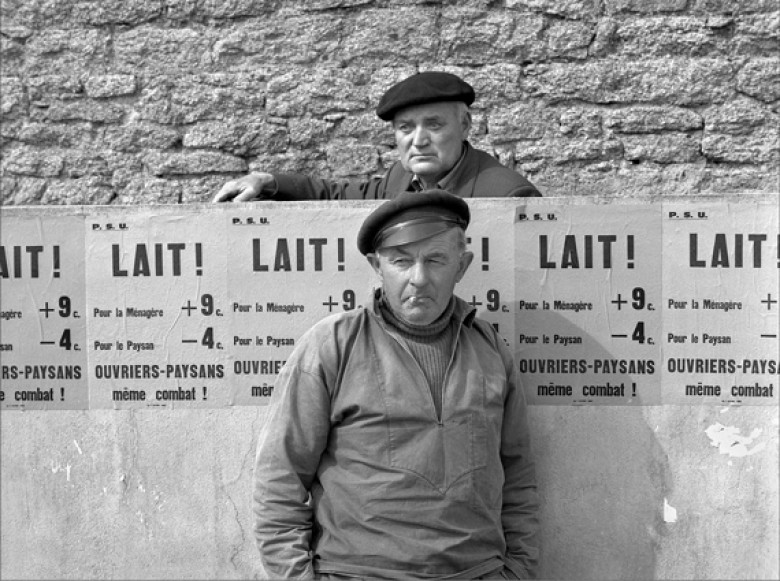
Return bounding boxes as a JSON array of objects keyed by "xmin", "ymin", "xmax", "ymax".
[{"xmin": 1, "ymin": 0, "xmax": 778, "ymax": 205}]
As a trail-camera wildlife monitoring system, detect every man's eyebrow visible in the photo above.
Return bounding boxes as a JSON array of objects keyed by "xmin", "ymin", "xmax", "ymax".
[{"xmin": 383, "ymin": 247, "xmax": 412, "ymax": 258}]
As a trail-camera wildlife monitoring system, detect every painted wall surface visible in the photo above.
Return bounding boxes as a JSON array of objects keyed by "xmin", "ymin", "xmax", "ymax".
[
  {"xmin": 1, "ymin": 198, "xmax": 778, "ymax": 580},
  {"xmin": 1, "ymin": 405, "xmax": 777, "ymax": 580}
]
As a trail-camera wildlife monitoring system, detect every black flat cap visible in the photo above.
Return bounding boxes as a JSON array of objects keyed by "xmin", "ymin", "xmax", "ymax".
[
  {"xmin": 375, "ymin": 72, "xmax": 475, "ymax": 121},
  {"xmin": 357, "ymin": 190, "xmax": 470, "ymax": 255}
]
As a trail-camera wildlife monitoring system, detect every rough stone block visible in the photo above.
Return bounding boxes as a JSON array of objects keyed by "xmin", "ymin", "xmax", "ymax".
[
  {"xmin": 488, "ymin": 105, "xmax": 549, "ymax": 143},
  {"xmin": 737, "ymin": 59, "xmax": 780, "ymax": 102},
  {"xmin": 612, "ymin": 16, "xmax": 727, "ymax": 58},
  {"xmin": 0, "ymin": 35, "xmax": 24, "ymax": 71},
  {"xmin": 622, "ymin": 134, "xmax": 701, "ymax": 163},
  {"xmin": 15, "ymin": 121, "xmax": 95, "ymax": 148},
  {"xmin": 339, "ymin": 8, "xmax": 439, "ymax": 65},
  {"xmin": 464, "ymin": 64, "xmax": 526, "ymax": 104},
  {"xmin": 211, "ymin": 14, "xmax": 344, "ymax": 66},
  {"xmin": 0, "ymin": 120, "xmax": 21, "ymax": 148},
  {"xmin": 542, "ymin": 20, "xmax": 594, "ymax": 60},
  {"xmin": 441, "ymin": 8, "xmax": 544, "ymax": 65},
  {"xmin": 286, "ymin": 117, "xmax": 337, "ymax": 149},
  {"xmin": 691, "ymin": 0, "xmax": 779, "ymax": 13},
  {"xmin": 24, "ymin": 29, "xmax": 111, "ymax": 75},
  {"xmin": 40, "ymin": 177, "xmax": 114, "ymax": 205},
  {"xmin": 506, "ymin": 0, "xmax": 600, "ymax": 19},
  {"xmin": 558, "ymin": 108, "xmax": 604, "ymax": 138},
  {"xmin": 525, "ymin": 59, "xmax": 734, "ymax": 105},
  {"xmin": 733, "ymin": 13, "xmax": 780, "ymax": 56},
  {"xmin": 113, "ymin": 26, "xmax": 215, "ymax": 73},
  {"xmin": 605, "ymin": 0, "xmax": 688, "ymax": 14},
  {"xmin": 144, "ymin": 151, "xmax": 247, "ymax": 176},
  {"xmin": 0, "ymin": 176, "xmax": 47, "ymax": 206},
  {"xmin": 64, "ymin": 150, "xmax": 140, "ymax": 179},
  {"xmin": 702, "ymin": 127, "xmax": 779, "ymax": 163},
  {"xmin": 183, "ymin": 120, "xmax": 288, "ymax": 156},
  {"xmin": 27, "ymin": 75, "xmax": 84, "ymax": 102},
  {"xmin": 703, "ymin": 98, "xmax": 775, "ymax": 134},
  {"xmin": 85, "ymin": 75, "xmax": 137, "ymax": 99},
  {"xmin": 516, "ymin": 137, "xmax": 624, "ymax": 164},
  {"xmin": 167, "ymin": 0, "xmax": 277, "ymax": 20},
  {"xmin": 136, "ymin": 73, "xmax": 268, "ymax": 124},
  {"xmin": 604, "ymin": 106, "xmax": 703, "ymax": 133},
  {"xmin": 266, "ymin": 68, "xmax": 370, "ymax": 117},
  {"xmin": 117, "ymin": 176, "xmax": 182, "ymax": 205},
  {"xmin": 76, "ymin": 0, "xmax": 164, "ymax": 25},
  {"xmin": 324, "ymin": 140, "xmax": 380, "ymax": 178},
  {"xmin": 41, "ymin": 101, "xmax": 126, "ymax": 123},
  {"xmin": 101, "ymin": 123, "xmax": 181, "ymax": 153},
  {"xmin": 300, "ymin": 0, "xmax": 374, "ymax": 9},
  {"xmin": 331, "ymin": 112, "xmax": 388, "ymax": 142},
  {"xmin": 1, "ymin": 78, "xmax": 25, "ymax": 117},
  {"xmin": 697, "ymin": 164, "xmax": 778, "ymax": 193},
  {"xmin": 179, "ymin": 176, "xmax": 243, "ymax": 203},
  {"xmin": 1, "ymin": 147, "xmax": 64, "ymax": 177},
  {"xmin": 248, "ymin": 151, "xmax": 332, "ymax": 176}
]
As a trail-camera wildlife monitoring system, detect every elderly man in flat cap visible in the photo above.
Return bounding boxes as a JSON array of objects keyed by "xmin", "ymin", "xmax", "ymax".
[
  {"xmin": 214, "ymin": 71, "xmax": 540, "ymax": 202},
  {"xmin": 252, "ymin": 190, "xmax": 539, "ymax": 579}
]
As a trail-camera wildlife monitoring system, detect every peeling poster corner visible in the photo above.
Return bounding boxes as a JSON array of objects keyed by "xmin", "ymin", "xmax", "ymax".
[{"xmin": 705, "ymin": 422, "xmax": 766, "ymax": 458}]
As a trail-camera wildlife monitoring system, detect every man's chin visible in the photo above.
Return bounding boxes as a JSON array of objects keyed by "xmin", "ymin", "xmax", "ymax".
[
  {"xmin": 400, "ymin": 305, "xmax": 441, "ymax": 326},
  {"xmin": 406, "ymin": 159, "xmax": 442, "ymax": 177}
]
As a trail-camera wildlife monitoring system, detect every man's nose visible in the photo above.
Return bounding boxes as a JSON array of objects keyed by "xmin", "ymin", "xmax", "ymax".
[
  {"xmin": 409, "ymin": 261, "xmax": 430, "ymax": 286},
  {"xmin": 411, "ymin": 127, "xmax": 430, "ymax": 147}
]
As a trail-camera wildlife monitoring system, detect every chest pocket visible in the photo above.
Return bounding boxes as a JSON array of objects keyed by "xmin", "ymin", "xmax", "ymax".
[{"xmin": 378, "ymin": 362, "xmax": 506, "ymax": 508}]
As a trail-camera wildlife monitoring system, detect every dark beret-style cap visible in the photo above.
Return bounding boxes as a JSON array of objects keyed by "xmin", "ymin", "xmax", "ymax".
[
  {"xmin": 375, "ymin": 71, "xmax": 476, "ymax": 121},
  {"xmin": 357, "ymin": 189, "xmax": 470, "ymax": 255}
]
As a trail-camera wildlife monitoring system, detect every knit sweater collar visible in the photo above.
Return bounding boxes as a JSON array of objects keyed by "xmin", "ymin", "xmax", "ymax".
[{"xmin": 378, "ymin": 293, "xmax": 456, "ymax": 338}]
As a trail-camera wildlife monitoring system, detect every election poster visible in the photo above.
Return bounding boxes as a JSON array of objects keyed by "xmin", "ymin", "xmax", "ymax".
[
  {"xmin": 514, "ymin": 203, "xmax": 663, "ymax": 406},
  {"xmin": 85, "ymin": 206, "xmax": 230, "ymax": 409},
  {"xmin": 224, "ymin": 204, "xmax": 375, "ymax": 405},
  {"xmin": 661, "ymin": 201, "xmax": 778, "ymax": 406},
  {"xmin": 0, "ymin": 208, "xmax": 89, "ymax": 410}
]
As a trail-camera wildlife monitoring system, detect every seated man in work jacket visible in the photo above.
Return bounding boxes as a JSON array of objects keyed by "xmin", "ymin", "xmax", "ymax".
[{"xmin": 213, "ymin": 71, "xmax": 541, "ymax": 202}]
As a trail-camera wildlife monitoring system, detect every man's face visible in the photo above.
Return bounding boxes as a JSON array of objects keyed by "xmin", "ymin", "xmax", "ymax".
[
  {"xmin": 368, "ymin": 228, "xmax": 473, "ymax": 326},
  {"xmin": 393, "ymin": 102, "xmax": 471, "ymax": 184}
]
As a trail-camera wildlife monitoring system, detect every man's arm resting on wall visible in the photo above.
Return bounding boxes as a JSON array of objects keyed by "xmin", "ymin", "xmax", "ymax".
[
  {"xmin": 213, "ymin": 172, "xmax": 385, "ymax": 202},
  {"xmin": 253, "ymin": 365, "xmax": 331, "ymax": 579},
  {"xmin": 272, "ymin": 173, "xmax": 386, "ymax": 200}
]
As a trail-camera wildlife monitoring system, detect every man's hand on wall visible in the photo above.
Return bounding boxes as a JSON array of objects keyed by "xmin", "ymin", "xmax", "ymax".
[{"xmin": 212, "ymin": 172, "xmax": 276, "ymax": 202}]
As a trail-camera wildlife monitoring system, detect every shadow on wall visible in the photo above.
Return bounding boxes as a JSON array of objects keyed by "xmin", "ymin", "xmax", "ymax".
[{"xmin": 508, "ymin": 309, "xmax": 672, "ymax": 581}]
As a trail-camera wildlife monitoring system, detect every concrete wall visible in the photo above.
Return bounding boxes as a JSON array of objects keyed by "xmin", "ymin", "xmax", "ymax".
[
  {"xmin": 1, "ymin": 0, "xmax": 778, "ymax": 579},
  {"xmin": 1, "ymin": 405, "xmax": 777, "ymax": 579}
]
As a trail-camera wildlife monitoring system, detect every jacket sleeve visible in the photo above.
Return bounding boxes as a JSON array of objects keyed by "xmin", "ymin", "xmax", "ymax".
[
  {"xmin": 252, "ymin": 362, "xmax": 332, "ymax": 579},
  {"xmin": 499, "ymin": 343, "xmax": 541, "ymax": 578},
  {"xmin": 271, "ymin": 173, "xmax": 387, "ymax": 200}
]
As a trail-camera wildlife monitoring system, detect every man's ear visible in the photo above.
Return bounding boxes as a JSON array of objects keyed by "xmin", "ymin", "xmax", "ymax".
[
  {"xmin": 366, "ymin": 253, "xmax": 382, "ymax": 278},
  {"xmin": 455, "ymin": 251, "xmax": 474, "ymax": 283},
  {"xmin": 461, "ymin": 109, "xmax": 472, "ymax": 138}
]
